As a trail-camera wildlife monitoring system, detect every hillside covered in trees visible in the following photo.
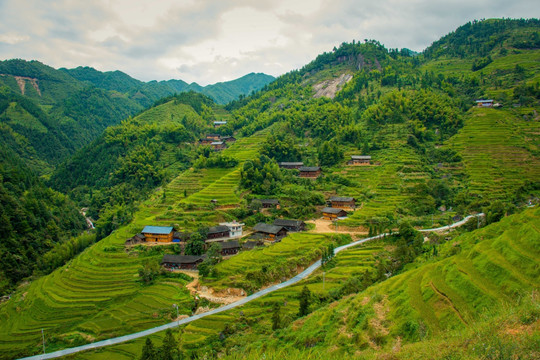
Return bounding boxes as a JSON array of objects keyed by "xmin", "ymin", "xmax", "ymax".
[{"xmin": 0, "ymin": 18, "xmax": 538, "ymax": 360}]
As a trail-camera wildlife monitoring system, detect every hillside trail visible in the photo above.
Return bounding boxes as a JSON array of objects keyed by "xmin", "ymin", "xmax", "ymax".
[
  {"xmin": 181, "ymin": 270, "xmax": 246, "ymax": 305},
  {"xmin": 307, "ymin": 218, "xmax": 368, "ymax": 236}
]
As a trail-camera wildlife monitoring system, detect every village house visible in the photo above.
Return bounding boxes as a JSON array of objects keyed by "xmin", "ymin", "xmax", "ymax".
[
  {"xmin": 253, "ymin": 223, "xmax": 288, "ymax": 241},
  {"xmin": 219, "ymin": 240, "xmax": 241, "ymax": 256},
  {"xmin": 142, "ymin": 226, "xmax": 174, "ymax": 243},
  {"xmin": 219, "ymin": 220, "xmax": 245, "ymax": 238},
  {"xmin": 206, "ymin": 134, "xmax": 221, "ymax": 141},
  {"xmin": 211, "ymin": 141, "xmax": 227, "ymax": 151},
  {"xmin": 347, "ymin": 155, "xmax": 371, "ymax": 165},
  {"xmin": 329, "ymin": 196, "xmax": 356, "ymax": 210},
  {"xmin": 272, "ymin": 219, "xmax": 306, "ymax": 232},
  {"xmin": 475, "ymin": 99, "xmax": 494, "ymax": 107},
  {"xmin": 242, "ymin": 240, "xmax": 264, "ymax": 250},
  {"xmin": 298, "ymin": 166, "xmax": 321, "ymax": 178},
  {"xmin": 221, "ymin": 136, "xmax": 236, "ymax": 143},
  {"xmin": 278, "ymin": 162, "xmax": 304, "ymax": 169},
  {"xmin": 199, "ymin": 138, "xmax": 213, "ymax": 145},
  {"xmin": 206, "ymin": 225, "xmax": 230, "ymax": 240},
  {"xmin": 161, "ymin": 254, "xmax": 204, "ymax": 270},
  {"xmin": 213, "ymin": 121, "xmax": 227, "ymax": 128},
  {"xmin": 125, "ymin": 233, "xmax": 145, "ymax": 246},
  {"xmin": 252, "ymin": 198, "xmax": 280, "ymax": 209},
  {"xmin": 321, "ymin": 207, "xmax": 348, "ymax": 220}
]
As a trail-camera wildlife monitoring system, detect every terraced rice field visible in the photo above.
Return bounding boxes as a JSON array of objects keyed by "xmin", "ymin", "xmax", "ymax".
[
  {"xmin": 201, "ymin": 232, "xmax": 341, "ymax": 291},
  {"xmin": 339, "ymin": 145, "xmax": 429, "ymax": 227},
  {"xmin": 0, "ymin": 127, "xmax": 271, "ymax": 359},
  {"xmin": 70, "ymin": 239, "xmax": 385, "ymax": 359},
  {"xmin": 448, "ymin": 107, "xmax": 540, "ymax": 200}
]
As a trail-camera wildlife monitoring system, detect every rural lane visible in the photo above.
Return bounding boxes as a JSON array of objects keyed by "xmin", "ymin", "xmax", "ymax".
[{"xmin": 19, "ymin": 214, "xmax": 483, "ymax": 360}]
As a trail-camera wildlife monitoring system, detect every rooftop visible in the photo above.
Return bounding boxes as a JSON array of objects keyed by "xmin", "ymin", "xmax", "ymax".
[
  {"xmin": 208, "ymin": 225, "xmax": 230, "ymax": 234},
  {"xmin": 329, "ymin": 196, "xmax": 355, "ymax": 202},
  {"xmin": 219, "ymin": 240, "xmax": 240, "ymax": 249},
  {"xmin": 161, "ymin": 254, "xmax": 204, "ymax": 264},
  {"xmin": 278, "ymin": 162, "xmax": 304, "ymax": 166},
  {"xmin": 322, "ymin": 207, "xmax": 347, "ymax": 214},
  {"xmin": 254, "ymin": 223, "xmax": 286, "ymax": 234},
  {"xmin": 299, "ymin": 166, "xmax": 321, "ymax": 172},
  {"xmin": 273, "ymin": 219, "xmax": 304, "ymax": 227},
  {"xmin": 142, "ymin": 226, "xmax": 173, "ymax": 234},
  {"xmin": 351, "ymin": 155, "xmax": 371, "ymax": 160}
]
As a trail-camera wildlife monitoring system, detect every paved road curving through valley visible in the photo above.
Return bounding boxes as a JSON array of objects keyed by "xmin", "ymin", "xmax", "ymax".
[{"xmin": 19, "ymin": 213, "xmax": 483, "ymax": 360}]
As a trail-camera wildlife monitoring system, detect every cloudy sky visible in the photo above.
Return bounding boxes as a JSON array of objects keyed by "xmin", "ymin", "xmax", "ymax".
[{"xmin": 0, "ymin": 0, "xmax": 536, "ymax": 85}]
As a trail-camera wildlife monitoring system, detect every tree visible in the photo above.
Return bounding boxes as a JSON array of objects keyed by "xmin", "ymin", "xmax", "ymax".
[
  {"xmin": 140, "ymin": 338, "xmax": 156, "ymax": 360},
  {"xmin": 159, "ymin": 329, "xmax": 180, "ymax": 360},
  {"xmin": 272, "ymin": 302, "xmax": 281, "ymax": 330},
  {"xmin": 138, "ymin": 261, "xmax": 160, "ymax": 285},
  {"xmin": 298, "ymin": 285, "xmax": 312, "ymax": 317}
]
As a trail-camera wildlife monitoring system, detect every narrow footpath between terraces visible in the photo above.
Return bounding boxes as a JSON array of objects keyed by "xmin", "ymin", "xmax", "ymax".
[{"xmin": 19, "ymin": 214, "xmax": 484, "ymax": 360}]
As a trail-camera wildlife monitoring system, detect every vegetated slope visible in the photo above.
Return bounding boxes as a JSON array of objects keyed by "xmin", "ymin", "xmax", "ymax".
[
  {"xmin": 1, "ymin": 18, "xmax": 539, "ymax": 359},
  {"xmin": 0, "ymin": 124, "xmax": 271, "ymax": 359},
  {"xmin": 0, "ymin": 145, "xmax": 86, "ymax": 295},
  {"xmin": 49, "ymin": 92, "xmax": 219, "ymax": 238},
  {"xmin": 63, "ymin": 66, "xmax": 275, "ymax": 105},
  {"xmin": 70, "ymin": 209, "xmax": 539, "ymax": 360},
  {"xmin": 0, "ymin": 60, "xmax": 142, "ymax": 172},
  {"xmin": 221, "ymin": 207, "xmax": 539, "ymax": 359}
]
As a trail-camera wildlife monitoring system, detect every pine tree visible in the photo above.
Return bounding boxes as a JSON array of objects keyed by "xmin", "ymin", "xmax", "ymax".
[
  {"xmin": 140, "ymin": 338, "xmax": 155, "ymax": 360},
  {"xmin": 159, "ymin": 329, "xmax": 179, "ymax": 360},
  {"xmin": 271, "ymin": 302, "xmax": 281, "ymax": 330},
  {"xmin": 298, "ymin": 285, "xmax": 311, "ymax": 317}
]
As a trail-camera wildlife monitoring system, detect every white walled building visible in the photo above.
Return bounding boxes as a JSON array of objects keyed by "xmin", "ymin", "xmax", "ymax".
[{"xmin": 219, "ymin": 220, "xmax": 245, "ymax": 238}]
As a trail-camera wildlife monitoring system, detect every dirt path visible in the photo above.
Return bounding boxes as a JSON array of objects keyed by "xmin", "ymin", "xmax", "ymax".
[
  {"xmin": 181, "ymin": 271, "xmax": 246, "ymax": 305},
  {"xmin": 307, "ymin": 218, "xmax": 368, "ymax": 237}
]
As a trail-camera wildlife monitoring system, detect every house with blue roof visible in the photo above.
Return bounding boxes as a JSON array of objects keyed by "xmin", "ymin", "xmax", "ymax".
[{"xmin": 142, "ymin": 225, "xmax": 174, "ymax": 243}]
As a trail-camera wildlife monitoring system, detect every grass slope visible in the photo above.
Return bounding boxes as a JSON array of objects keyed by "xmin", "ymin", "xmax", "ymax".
[{"xmin": 0, "ymin": 125, "xmax": 271, "ymax": 359}]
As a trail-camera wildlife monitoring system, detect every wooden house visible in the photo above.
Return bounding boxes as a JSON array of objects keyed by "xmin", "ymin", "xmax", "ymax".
[
  {"xmin": 278, "ymin": 162, "xmax": 304, "ymax": 169},
  {"xmin": 161, "ymin": 254, "xmax": 204, "ymax": 270},
  {"xmin": 199, "ymin": 138, "xmax": 213, "ymax": 145},
  {"xmin": 321, "ymin": 207, "xmax": 348, "ymax": 220},
  {"xmin": 219, "ymin": 220, "xmax": 245, "ymax": 238},
  {"xmin": 253, "ymin": 223, "xmax": 288, "ymax": 241},
  {"xmin": 125, "ymin": 233, "xmax": 145, "ymax": 246},
  {"xmin": 272, "ymin": 219, "xmax": 306, "ymax": 232},
  {"xmin": 206, "ymin": 134, "xmax": 221, "ymax": 141},
  {"xmin": 298, "ymin": 166, "xmax": 321, "ymax": 178},
  {"xmin": 475, "ymin": 99, "xmax": 494, "ymax": 107},
  {"xmin": 253, "ymin": 198, "xmax": 280, "ymax": 209},
  {"xmin": 348, "ymin": 155, "xmax": 371, "ymax": 165},
  {"xmin": 207, "ymin": 225, "xmax": 230, "ymax": 240},
  {"xmin": 213, "ymin": 121, "xmax": 227, "ymax": 128},
  {"xmin": 211, "ymin": 141, "xmax": 227, "ymax": 151},
  {"xmin": 329, "ymin": 196, "xmax": 356, "ymax": 210},
  {"xmin": 242, "ymin": 240, "xmax": 264, "ymax": 250},
  {"xmin": 219, "ymin": 240, "xmax": 241, "ymax": 256},
  {"xmin": 221, "ymin": 136, "xmax": 236, "ymax": 143},
  {"xmin": 142, "ymin": 226, "xmax": 174, "ymax": 243}
]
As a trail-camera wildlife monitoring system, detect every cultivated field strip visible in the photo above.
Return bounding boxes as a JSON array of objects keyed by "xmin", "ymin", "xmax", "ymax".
[
  {"xmin": 0, "ymin": 127, "xmax": 271, "ymax": 358},
  {"xmin": 449, "ymin": 108, "xmax": 540, "ymax": 199}
]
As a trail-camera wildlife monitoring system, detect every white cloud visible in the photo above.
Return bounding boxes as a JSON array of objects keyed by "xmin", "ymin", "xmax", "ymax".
[{"xmin": 0, "ymin": 0, "xmax": 536, "ymax": 85}]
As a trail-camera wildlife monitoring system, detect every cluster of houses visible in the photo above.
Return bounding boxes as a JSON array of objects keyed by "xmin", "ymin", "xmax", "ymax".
[
  {"xmin": 321, "ymin": 196, "xmax": 356, "ymax": 220},
  {"xmin": 277, "ymin": 155, "xmax": 372, "ymax": 177},
  {"xmin": 198, "ymin": 133, "xmax": 236, "ymax": 151}
]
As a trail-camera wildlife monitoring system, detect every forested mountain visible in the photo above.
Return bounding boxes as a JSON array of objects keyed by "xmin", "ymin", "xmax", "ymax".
[
  {"xmin": 0, "ymin": 59, "xmax": 274, "ymax": 173},
  {"xmin": 0, "ymin": 145, "xmax": 86, "ymax": 294},
  {"xmin": 0, "ymin": 18, "xmax": 538, "ymax": 360},
  {"xmin": 62, "ymin": 66, "xmax": 275, "ymax": 105}
]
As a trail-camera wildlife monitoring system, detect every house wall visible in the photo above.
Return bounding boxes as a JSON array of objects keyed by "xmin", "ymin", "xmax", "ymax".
[
  {"xmin": 348, "ymin": 159, "xmax": 370, "ymax": 165},
  {"xmin": 299, "ymin": 171, "xmax": 320, "ymax": 178},
  {"xmin": 143, "ymin": 232, "xmax": 173, "ymax": 243}
]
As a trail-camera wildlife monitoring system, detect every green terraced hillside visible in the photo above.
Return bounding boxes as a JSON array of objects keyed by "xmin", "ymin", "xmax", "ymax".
[{"xmin": 448, "ymin": 107, "xmax": 540, "ymax": 200}]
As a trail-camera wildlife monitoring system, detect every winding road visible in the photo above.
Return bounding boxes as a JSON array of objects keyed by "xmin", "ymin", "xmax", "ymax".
[{"xmin": 19, "ymin": 214, "xmax": 483, "ymax": 360}]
